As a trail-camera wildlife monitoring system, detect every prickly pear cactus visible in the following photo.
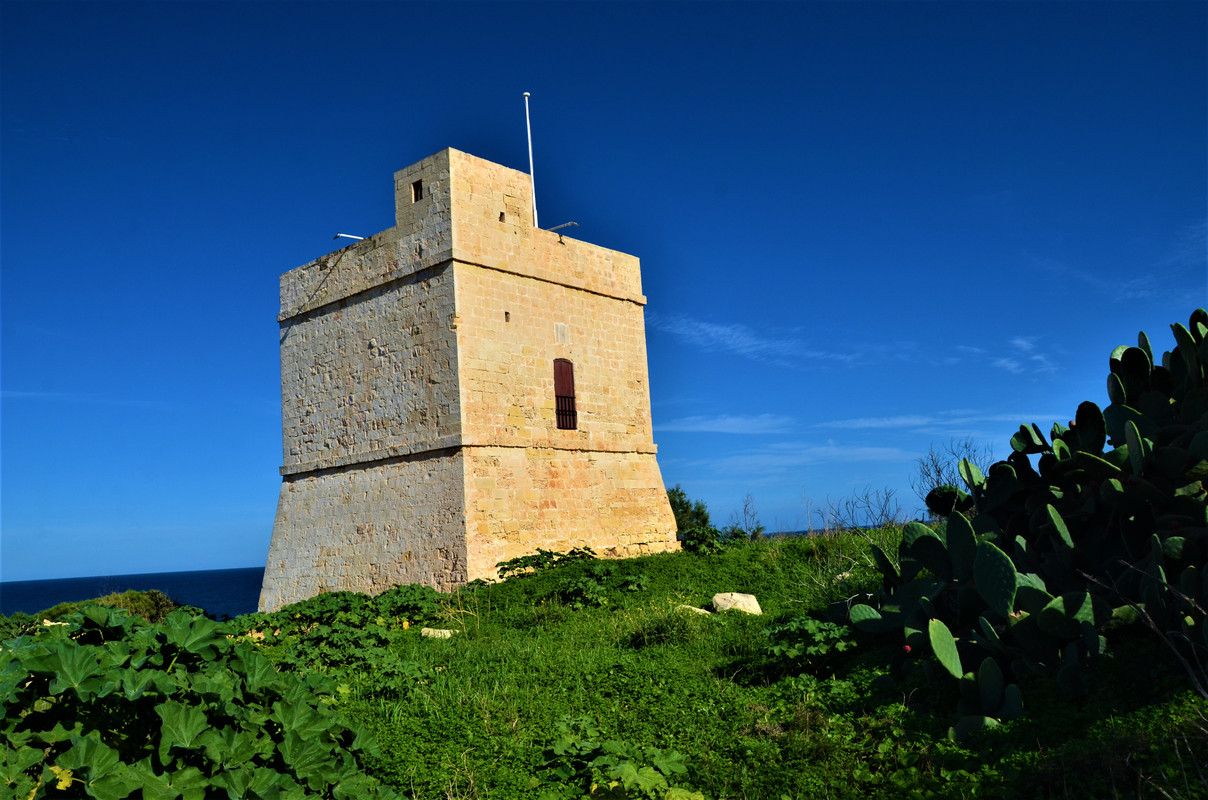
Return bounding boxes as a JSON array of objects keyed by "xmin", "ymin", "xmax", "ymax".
[{"xmin": 852, "ymin": 309, "xmax": 1208, "ymax": 737}]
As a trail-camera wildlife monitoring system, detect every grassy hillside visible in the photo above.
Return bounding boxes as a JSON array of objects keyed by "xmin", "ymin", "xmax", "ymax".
[
  {"xmin": 0, "ymin": 588, "xmax": 186, "ymax": 639},
  {"xmin": 237, "ymin": 531, "xmax": 1207, "ymax": 799}
]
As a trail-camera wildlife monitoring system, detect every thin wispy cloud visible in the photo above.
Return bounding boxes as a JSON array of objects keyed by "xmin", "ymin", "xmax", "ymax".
[
  {"xmin": 646, "ymin": 312, "xmax": 855, "ymax": 367},
  {"xmin": 991, "ymin": 336, "xmax": 1057, "ymax": 375},
  {"xmin": 818, "ymin": 415, "xmax": 936, "ymax": 430},
  {"xmin": 1, "ymin": 390, "xmax": 80, "ymax": 400},
  {"xmin": 687, "ymin": 440, "xmax": 916, "ymax": 477},
  {"xmin": 1028, "ymin": 353, "xmax": 1056, "ymax": 372},
  {"xmin": 993, "ymin": 357, "xmax": 1024, "ymax": 374},
  {"xmin": 1159, "ymin": 218, "xmax": 1207, "ymax": 269},
  {"xmin": 816, "ymin": 409, "xmax": 1066, "ymax": 434},
  {"xmin": 1027, "ymin": 225, "xmax": 1205, "ymax": 303},
  {"xmin": 1027, "ymin": 253, "xmax": 1129, "ymax": 296},
  {"xmin": 941, "ymin": 344, "xmax": 983, "ymax": 367},
  {"xmin": 656, "ymin": 413, "xmax": 794, "ymax": 434},
  {"xmin": 0, "ymin": 389, "xmax": 173, "ymax": 410},
  {"xmin": 1010, "ymin": 337, "xmax": 1036, "ymax": 352},
  {"xmin": 9, "ymin": 119, "xmax": 133, "ymax": 148},
  {"xmin": 1149, "ymin": 219, "xmax": 1208, "ymax": 307},
  {"xmin": 3, "ymin": 322, "xmax": 80, "ymax": 343},
  {"xmin": 645, "ymin": 313, "xmax": 930, "ymax": 369}
]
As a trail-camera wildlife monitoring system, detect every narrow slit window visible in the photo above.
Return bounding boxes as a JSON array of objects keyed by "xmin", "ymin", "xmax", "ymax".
[
  {"xmin": 411, "ymin": 179, "xmax": 423, "ymax": 202},
  {"xmin": 554, "ymin": 359, "xmax": 577, "ymax": 430}
]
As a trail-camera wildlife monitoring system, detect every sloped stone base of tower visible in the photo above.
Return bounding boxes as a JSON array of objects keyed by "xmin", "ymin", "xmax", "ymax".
[
  {"xmin": 462, "ymin": 446, "xmax": 680, "ymax": 580},
  {"xmin": 259, "ymin": 450, "xmax": 468, "ymax": 612}
]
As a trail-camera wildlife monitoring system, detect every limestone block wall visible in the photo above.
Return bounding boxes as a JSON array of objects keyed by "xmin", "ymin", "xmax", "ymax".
[
  {"xmin": 394, "ymin": 150, "xmax": 454, "ymax": 234},
  {"xmin": 259, "ymin": 450, "xmax": 468, "ymax": 611},
  {"xmin": 452, "ymin": 263, "xmax": 657, "ymax": 453},
  {"xmin": 278, "ymin": 263, "xmax": 460, "ymax": 475},
  {"xmin": 463, "ymin": 447, "xmax": 678, "ymax": 579},
  {"xmin": 442, "ymin": 150, "xmax": 678, "ymax": 580}
]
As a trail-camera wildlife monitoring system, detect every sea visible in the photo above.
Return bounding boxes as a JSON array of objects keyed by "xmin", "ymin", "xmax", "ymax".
[{"xmin": 0, "ymin": 567, "xmax": 266, "ymax": 621}]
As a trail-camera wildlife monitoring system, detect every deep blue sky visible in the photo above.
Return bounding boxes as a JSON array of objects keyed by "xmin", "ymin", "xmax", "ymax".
[{"xmin": 2, "ymin": 1, "xmax": 1204, "ymax": 581}]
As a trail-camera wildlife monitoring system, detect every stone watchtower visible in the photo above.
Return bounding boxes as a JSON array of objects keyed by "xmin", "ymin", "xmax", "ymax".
[{"xmin": 259, "ymin": 148, "xmax": 679, "ymax": 612}]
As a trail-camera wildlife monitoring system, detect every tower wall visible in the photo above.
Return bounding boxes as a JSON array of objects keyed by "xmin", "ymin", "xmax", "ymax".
[
  {"xmin": 452, "ymin": 263, "xmax": 656, "ymax": 451},
  {"xmin": 278, "ymin": 262, "xmax": 461, "ymax": 475},
  {"xmin": 260, "ymin": 450, "xmax": 468, "ymax": 611},
  {"xmin": 451, "ymin": 260, "xmax": 677, "ymax": 579},
  {"xmin": 260, "ymin": 252, "xmax": 465, "ymax": 610},
  {"xmin": 262, "ymin": 153, "xmax": 466, "ymax": 611},
  {"xmin": 462, "ymin": 447, "xmax": 678, "ymax": 578},
  {"xmin": 446, "ymin": 150, "xmax": 676, "ymax": 578}
]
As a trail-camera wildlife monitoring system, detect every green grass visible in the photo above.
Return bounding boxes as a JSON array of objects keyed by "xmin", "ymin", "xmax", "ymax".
[{"xmin": 231, "ymin": 530, "xmax": 1208, "ymax": 799}]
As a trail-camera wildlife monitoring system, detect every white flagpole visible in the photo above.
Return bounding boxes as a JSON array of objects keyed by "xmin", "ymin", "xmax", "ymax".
[{"xmin": 523, "ymin": 92, "xmax": 538, "ymax": 228}]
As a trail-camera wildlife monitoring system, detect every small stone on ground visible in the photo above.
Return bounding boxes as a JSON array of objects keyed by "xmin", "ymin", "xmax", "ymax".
[{"xmin": 712, "ymin": 592, "xmax": 762, "ymax": 615}]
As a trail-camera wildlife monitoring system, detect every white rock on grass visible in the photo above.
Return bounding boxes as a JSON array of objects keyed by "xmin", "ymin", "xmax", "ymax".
[
  {"xmin": 712, "ymin": 592, "xmax": 762, "ymax": 615},
  {"xmin": 674, "ymin": 604, "xmax": 712, "ymax": 616},
  {"xmin": 421, "ymin": 628, "xmax": 457, "ymax": 639}
]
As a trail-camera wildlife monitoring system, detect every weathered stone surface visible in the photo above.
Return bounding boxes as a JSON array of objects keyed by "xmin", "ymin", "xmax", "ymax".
[
  {"xmin": 712, "ymin": 593, "xmax": 762, "ymax": 615},
  {"xmin": 277, "ymin": 264, "xmax": 461, "ymax": 475},
  {"xmin": 420, "ymin": 628, "xmax": 456, "ymax": 639},
  {"xmin": 260, "ymin": 149, "xmax": 679, "ymax": 612},
  {"xmin": 259, "ymin": 451, "xmax": 469, "ymax": 611},
  {"xmin": 674, "ymin": 604, "xmax": 712, "ymax": 616}
]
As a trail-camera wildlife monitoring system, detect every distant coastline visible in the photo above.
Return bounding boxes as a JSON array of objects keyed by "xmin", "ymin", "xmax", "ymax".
[{"xmin": 0, "ymin": 567, "xmax": 264, "ymax": 620}]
